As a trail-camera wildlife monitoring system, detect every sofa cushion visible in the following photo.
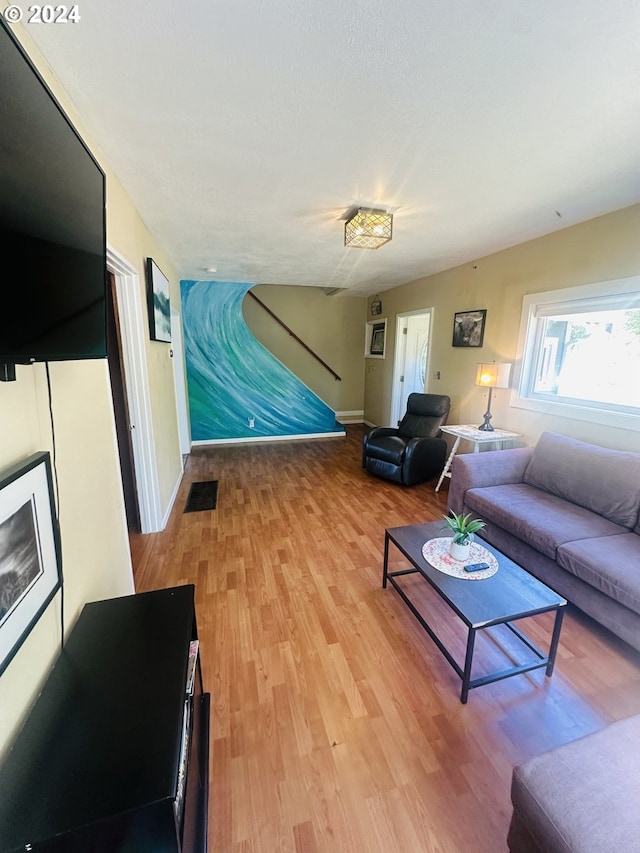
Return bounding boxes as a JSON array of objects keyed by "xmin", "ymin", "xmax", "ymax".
[
  {"xmin": 557, "ymin": 534, "xmax": 640, "ymax": 615},
  {"xmin": 509, "ymin": 715, "xmax": 640, "ymax": 853},
  {"xmin": 465, "ymin": 483, "xmax": 626, "ymax": 560},
  {"xmin": 522, "ymin": 431, "xmax": 640, "ymax": 529}
]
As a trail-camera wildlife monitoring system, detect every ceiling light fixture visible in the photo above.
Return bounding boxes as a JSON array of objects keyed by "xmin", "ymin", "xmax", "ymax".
[{"xmin": 344, "ymin": 208, "xmax": 393, "ymax": 250}]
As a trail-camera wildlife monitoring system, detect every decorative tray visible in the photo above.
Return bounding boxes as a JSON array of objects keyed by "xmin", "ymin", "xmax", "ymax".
[{"xmin": 421, "ymin": 537, "xmax": 499, "ymax": 580}]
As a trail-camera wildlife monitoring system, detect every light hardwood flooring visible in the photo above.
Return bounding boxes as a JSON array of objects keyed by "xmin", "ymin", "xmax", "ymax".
[{"xmin": 131, "ymin": 425, "xmax": 640, "ymax": 852}]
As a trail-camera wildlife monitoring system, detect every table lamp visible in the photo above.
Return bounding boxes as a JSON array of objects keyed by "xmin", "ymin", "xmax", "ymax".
[{"xmin": 475, "ymin": 363, "xmax": 512, "ymax": 431}]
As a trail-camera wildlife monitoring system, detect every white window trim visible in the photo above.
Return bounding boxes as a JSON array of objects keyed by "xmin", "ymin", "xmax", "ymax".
[{"xmin": 511, "ymin": 275, "xmax": 640, "ymax": 431}]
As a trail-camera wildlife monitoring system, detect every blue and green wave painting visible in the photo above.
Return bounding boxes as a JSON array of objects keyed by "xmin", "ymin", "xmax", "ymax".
[{"xmin": 181, "ymin": 281, "xmax": 343, "ymax": 441}]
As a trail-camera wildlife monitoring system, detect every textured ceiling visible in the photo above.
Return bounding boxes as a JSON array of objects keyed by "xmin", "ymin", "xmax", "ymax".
[{"xmin": 23, "ymin": 0, "xmax": 640, "ymax": 296}]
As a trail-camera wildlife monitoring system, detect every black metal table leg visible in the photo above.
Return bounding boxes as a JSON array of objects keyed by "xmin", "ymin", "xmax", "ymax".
[
  {"xmin": 546, "ymin": 605, "xmax": 565, "ymax": 676},
  {"xmin": 461, "ymin": 628, "xmax": 476, "ymax": 704},
  {"xmin": 382, "ymin": 532, "xmax": 389, "ymax": 588}
]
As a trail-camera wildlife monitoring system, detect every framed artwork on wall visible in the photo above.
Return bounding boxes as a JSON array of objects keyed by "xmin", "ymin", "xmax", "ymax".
[
  {"xmin": 370, "ymin": 324, "xmax": 385, "ymax": 354},
  {"xmin": 368, "ymin": 321, "xmax": 387, "ymax": 357},
  {"xmin": 0, "ymin": 452, "xmax": 61, "ymax": 676},
  {"xmin": 146, "ymin": 258, "xmax": 171, "ymax": 342},
  {"xmin": 452, "ymin": 309, "xmax": 487, "ymax": 347}
]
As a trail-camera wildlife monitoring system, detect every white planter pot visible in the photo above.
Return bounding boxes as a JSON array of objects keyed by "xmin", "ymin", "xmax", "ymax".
[{"xmin": 449, "ymin": 540, "xmax": 471, "ymax": 562}]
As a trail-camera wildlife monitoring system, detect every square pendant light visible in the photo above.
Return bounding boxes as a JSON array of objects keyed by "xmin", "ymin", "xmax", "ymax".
[{"xmin": 344, "ymin": 208, "xmax": 393, "ymax": 249}]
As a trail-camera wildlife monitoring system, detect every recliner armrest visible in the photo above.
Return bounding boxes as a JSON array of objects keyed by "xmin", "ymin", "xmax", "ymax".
[
  {"xmin": 447, "ymin": 447, "xmax": 533, "ymax": 514},
  {"xmin": 363, "ymin": 427, "xmax": 401, "ymax": 467},
  {"xmin": 404, "ymin": 435, "xmax": 445, "ymax": 463},
  {"xmin": 402, "ymin": 436, "xmax": 448, "ymax": 485},
  {"xmin": 366, "ymin": 427, "xmax": 400, "ymax": 441}
]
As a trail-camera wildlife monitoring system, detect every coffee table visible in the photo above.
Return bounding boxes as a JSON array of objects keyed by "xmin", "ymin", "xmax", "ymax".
[{"xmin": 383, "ymin": 521, "xmax": 566, "ymax": 703}]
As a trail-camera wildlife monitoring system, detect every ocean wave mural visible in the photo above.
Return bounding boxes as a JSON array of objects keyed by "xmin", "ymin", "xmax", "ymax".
[{"xmin": 181, "ymin": 280, "xmax": 343, "ymax": 441}]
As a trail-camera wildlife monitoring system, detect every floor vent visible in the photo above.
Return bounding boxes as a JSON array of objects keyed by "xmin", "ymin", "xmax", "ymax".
[{"xmin": 184, "ymin": 480, "xmax": 218, "ymax": 513}]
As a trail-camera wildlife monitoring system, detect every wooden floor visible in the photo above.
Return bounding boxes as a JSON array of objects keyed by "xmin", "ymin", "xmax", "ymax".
[{"xmin": 131, "ymin": 425, "xmax": 640, "ymax": 853}]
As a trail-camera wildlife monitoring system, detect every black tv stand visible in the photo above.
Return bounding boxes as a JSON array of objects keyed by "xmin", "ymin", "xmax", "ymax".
[{"xmin": 0, "ymin": 585, "xmax": 210, "ymax": 852}]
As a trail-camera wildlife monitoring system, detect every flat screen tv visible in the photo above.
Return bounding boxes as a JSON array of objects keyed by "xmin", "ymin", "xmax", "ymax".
[{"xmin": 0, "ymin": 20, "xmax": 107, "ymax": 373}]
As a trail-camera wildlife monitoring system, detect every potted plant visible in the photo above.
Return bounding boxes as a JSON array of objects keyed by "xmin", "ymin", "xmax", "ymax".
[{"xmin": 442, "ymin": 511, "xmax": 486, "ymax": 561}]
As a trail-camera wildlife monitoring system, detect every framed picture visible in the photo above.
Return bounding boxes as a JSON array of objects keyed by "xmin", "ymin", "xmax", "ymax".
[
  {"xmin": 0, "ymin": 452, "xmax": 61, "ymax": 677},
  {"xmin": 146, "ymin": 258, "xmax": 171, "ymax": 342},
  {"xmin": 452, "ymin": 309, "xmax": 487, "ymax": 348},
  {"xmin": 370, "ymin": 322, "xmax": 386, "ymax": 355}
]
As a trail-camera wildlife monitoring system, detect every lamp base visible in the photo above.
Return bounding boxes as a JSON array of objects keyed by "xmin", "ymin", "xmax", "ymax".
[
  {"xmin": 478, "ymin": 412, "xmax": 494, "ymax": 431},
  {"xmin": 477, "ymin": 386, "xmax": 494, "ymax": 431}
]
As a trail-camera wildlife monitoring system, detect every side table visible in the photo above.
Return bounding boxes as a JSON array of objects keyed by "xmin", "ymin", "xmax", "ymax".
[{"xmin": 435, "ymin": 424, "xmax": 520, "ymax": 492}]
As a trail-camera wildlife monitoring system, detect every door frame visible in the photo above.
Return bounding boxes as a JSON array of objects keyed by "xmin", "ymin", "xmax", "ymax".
[
  {"xmin": 170, "ymin": 306, "xmax": 191, "ymax": 456},
  {"xmin": 390, "ymin": 307, "xmax": 434, "ymax": 426},
  {"xmin": 106, "ymin": 244, "xmax": 163, "ymax": 533},
  {"xmin": 107, "ymin": 270, "xmax": 141, "ymax": 532}
]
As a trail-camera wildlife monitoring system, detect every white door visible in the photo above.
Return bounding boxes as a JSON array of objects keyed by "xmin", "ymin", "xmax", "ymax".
[{"xmin": 391, "ymin": 310, "xmax": 433, "ymax": 425}]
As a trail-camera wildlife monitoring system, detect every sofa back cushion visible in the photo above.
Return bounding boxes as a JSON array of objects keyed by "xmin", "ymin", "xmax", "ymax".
[{"xmin": 523, "ymin": 431, "xmax": 640, "ymax": 529}]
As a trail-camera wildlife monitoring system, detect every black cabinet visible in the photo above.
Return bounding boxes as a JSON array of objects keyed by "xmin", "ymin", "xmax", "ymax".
[{"xmin": 0, "ymin": 585, "xmax": 209, "ymax": 853}]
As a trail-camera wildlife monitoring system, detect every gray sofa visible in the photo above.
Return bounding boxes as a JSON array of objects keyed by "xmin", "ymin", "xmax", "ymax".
[
  {"xmin": 448, "ymin": 431, "xmax": 640, "ymax": 651},
  {"xmin": 508, "ymin": 714, "xmax": 640, "ymax": 852}
]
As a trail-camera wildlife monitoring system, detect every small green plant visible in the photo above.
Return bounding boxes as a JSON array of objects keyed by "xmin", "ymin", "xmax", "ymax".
[{"xmin": 442, "ymin": 511, "xmax": 485, "ymax": 545}]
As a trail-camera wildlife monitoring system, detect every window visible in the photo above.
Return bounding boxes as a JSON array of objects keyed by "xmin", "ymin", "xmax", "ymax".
[{"xmin": 514, "ymin": 278, "xmax": 640, "ymax": 428}]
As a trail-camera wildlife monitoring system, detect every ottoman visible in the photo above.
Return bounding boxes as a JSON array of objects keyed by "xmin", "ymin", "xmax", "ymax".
[{"xmin": 507, "ymin": 714, "xmax": 640, "ymax": 852}]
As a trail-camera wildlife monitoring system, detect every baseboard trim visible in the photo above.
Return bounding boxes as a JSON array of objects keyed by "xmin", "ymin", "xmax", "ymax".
[
  {"xmin": 192, "ymin": 430, "xmax": 346, "ymax": 447},
  {"xmin": 335, "ymin": 410, "xmax": 364, "ymax": 423},
  {"xmin": 162, "ymin": 469, "xmax": 183, "ymax": 529}
]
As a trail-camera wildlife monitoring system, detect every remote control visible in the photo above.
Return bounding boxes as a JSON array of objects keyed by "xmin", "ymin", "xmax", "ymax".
[{"xmin": 463, "ymin": 562, "xmax": 490, "ymax": 573}]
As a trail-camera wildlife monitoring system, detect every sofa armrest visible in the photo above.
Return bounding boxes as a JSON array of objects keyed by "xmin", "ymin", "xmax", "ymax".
[{"xmin": 447, "ymin": 447, "xmax": 533, "ymax": 515}]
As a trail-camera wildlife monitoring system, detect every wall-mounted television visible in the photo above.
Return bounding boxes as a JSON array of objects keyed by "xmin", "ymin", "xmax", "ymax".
[{"xmin": 0, "ymin": 20, "xmax": 107, "ymax": 376}]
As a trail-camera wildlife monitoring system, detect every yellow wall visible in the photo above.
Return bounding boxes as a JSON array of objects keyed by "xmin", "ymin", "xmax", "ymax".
[
  {"xmin": 0, "ymin": 21, "xmax": 182, "ymax": 756},
  {"xmin": 364, "ymin": 205, "xmax": 640, "ymax": 451},
  {"xmin": 243, "ymin": 285, "xmax": 367, "ymax": 415}
]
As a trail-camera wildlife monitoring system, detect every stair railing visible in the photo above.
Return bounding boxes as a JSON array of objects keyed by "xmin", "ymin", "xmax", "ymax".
[{"xmin": 247, "ymin": 291, "xmax": 342, "ymax": 381}]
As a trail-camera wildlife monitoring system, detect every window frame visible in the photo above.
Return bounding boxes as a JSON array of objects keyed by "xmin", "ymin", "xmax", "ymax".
[{"xmin": 511, "ymin": 276, "xmax": 640, "ymax": 431}]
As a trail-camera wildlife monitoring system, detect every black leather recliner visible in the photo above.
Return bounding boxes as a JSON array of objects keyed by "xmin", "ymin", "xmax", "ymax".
[{"xmin": 362, "ymin": 393, "xmax": 451, "ymax": 486}]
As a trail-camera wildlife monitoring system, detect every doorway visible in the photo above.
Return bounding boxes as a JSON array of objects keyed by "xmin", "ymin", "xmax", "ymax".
[
  {"xmin": 106, "ymin": 271, "xmax": 141, "ymax": 532},
  {"xmin": 106, "ymin": 245, "xmax": 163, "ymax": 534},
  {"xmin": 390, "ymin": 309, "xmax": 433, "ymax": 426}
]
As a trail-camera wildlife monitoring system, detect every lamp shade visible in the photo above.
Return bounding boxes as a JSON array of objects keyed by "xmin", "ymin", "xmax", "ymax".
[
  {"xmin": 475, "ymin": 362, "xmax": 512, "ymax": 389},
  {"xmin": 344, "ymin": 209, "xmax": 393, "ymax": 249}
]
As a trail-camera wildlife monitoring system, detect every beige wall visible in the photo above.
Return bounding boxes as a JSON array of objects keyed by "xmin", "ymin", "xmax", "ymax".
[
  {"xmin": 0, "ymin": 21, "xmax": 182, "ymax": 756},
  {"xmin": 364, "ymin": 205, "xmax": 640, "ymax": 452},
  {"xmin": 106, "ymin": 179, "xmax": 183, "ymax": 509},
  {"xmin": 243, "ymin": 285, "xmax": 367, "ymax": 415}
]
